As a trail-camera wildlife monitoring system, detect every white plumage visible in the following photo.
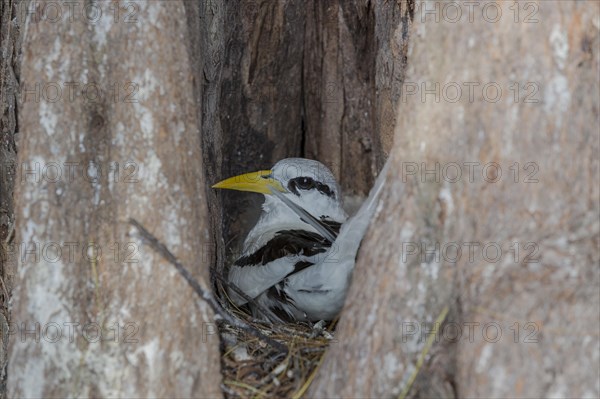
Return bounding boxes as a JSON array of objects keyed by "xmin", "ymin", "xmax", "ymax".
[{"xmin": 213, "ymin": 157, "xmax": 387, "ymax": 322}]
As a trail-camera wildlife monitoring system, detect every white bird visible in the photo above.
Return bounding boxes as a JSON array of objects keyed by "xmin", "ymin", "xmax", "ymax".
[{"xmin": 213, "ymin": 157, "xmax": 387, "ymax": 322}]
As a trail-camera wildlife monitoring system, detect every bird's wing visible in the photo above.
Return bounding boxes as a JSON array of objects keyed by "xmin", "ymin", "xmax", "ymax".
[{"xmin": 228, "ymin": 229, "xmax": 333, "ymax": 305}]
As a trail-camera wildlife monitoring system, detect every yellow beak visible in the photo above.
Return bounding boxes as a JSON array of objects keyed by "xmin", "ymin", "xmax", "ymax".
[{"xmin": 212, "ymin": 170, "xmax": 286, "ymax": 194}]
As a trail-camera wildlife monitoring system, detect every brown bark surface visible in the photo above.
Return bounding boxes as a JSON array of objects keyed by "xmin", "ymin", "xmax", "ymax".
[
  {"xmin": 3, "ymin": 0, "xmax": 599, "ymax": 397},
  {"xmin": 183, "ymin": 0, "xmax": 308, "ymax": 273},
  {"xmin": 310, "ymin": 1, "xmax": 599, "ymax": 397},
  {"xmin": 0, "ymin": 0, "xmax": 22, "ymax": 396},
  {"xmin": 304, "ymin": 0, "xmax": 410, "ymax": 197},
  {"xmin": 8, "ymin": 1, "xmax": 221, "ymax": 397}
]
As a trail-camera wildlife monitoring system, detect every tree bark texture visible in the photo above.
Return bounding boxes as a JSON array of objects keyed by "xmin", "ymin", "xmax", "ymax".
[
  {"xmin": 4, "ymin": 0, "xmax": 599, "ymax": 397},
  {"xmin": 6, "ymin": 0, "xmax": 405, "ymax": 396},
  {"xmin": 304, "ymin": 0, "xmax": 411, "ymax": 196},
  {"xmin": 8, "ymin": 1, "xmax": 221, "ymax": 397},
  {"xmin": 310, "ymin": 1, "xmax": 599, "ymax": 397},
  {"xmin": 0, "ymin": 0, "xmax": 22, "ymax": 397}
]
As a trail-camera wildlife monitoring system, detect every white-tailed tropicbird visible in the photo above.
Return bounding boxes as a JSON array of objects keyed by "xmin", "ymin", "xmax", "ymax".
[{"xmin": 213, "ymin": 158, "xmax": 387, "ymax": 322}]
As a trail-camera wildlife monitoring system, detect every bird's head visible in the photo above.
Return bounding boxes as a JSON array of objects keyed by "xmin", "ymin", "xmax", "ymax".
[{"xmin": 213, "ymin": 158, "xmax": 346, "ymax": 222}]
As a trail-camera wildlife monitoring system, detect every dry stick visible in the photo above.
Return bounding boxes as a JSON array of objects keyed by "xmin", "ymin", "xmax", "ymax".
[
  {"xmin": 128, "ymin": 218, "xmax": 289, "ymax": 354},
  {"xmin": 398, "ymin": 305, "xmax": 449, "ymax": 399},
  {"xmin": 213, "ymin": 272, "xmax": 284, "ymax": 323}
]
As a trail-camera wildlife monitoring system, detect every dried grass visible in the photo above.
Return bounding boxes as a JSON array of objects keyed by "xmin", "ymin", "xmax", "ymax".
[{"xmin": 216, "ymin": 284, "xmax": 336, "ymax": 399}]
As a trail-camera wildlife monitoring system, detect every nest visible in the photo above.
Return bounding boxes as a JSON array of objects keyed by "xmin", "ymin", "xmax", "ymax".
[{"xmin": 216, "ymin": 286, "xmax": 337, "ymax": 398}]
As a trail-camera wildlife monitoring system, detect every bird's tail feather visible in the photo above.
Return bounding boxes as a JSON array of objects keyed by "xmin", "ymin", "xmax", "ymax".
[{"xmin": 332, "ymin": 160, "xmax": 390, "ymax": 269}]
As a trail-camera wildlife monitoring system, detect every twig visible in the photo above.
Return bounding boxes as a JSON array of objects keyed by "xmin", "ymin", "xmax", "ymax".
[
  {"xmin": 128, "ymin": 218, "xmax": 289, "ymax": 354},
  {"xmin": 398, "ymin": 305, "xmax": 449, "ymax": 399},
  {"xmin": 213, "ymin": 272, "xmax": 284, "ymax": 323},
  {"xmin": 291, "ymin": 348, "xmax": 325, "ymax": 399}
]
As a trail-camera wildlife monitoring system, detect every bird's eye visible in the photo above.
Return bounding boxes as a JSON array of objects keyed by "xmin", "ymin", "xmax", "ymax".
[
  {"xmin": 287, "ymin": 176, "xmax": 318, "ymax": 195},
  {"xmin": 287, "ymin": 177, "xmax": 336, "ymax": 198},
  {"xmin": 296, "ymin": 177, "xmax": 316, "ymax": 190}
]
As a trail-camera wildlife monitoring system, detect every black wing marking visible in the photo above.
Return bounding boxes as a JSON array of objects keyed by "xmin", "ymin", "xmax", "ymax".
[
  {"xmin": 235, "ymin": 230, "xmax": 331, "ymax": 267},
  {"xmin": 236, "ymin": 227, "xmax": 340, "ymax": 321},
  {"xmin": 320, "ymin": 218, "xmax": 342, "ymax": 234}
]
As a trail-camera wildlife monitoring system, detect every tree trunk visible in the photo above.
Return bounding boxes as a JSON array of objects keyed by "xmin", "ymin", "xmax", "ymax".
[
  {"xmin": 182, "ymin": 0, "xmax": 309, "ymax": 277},
  {"xmin": 0, "ymin": 0, "xmax": 23, "ymax": 397},
  {"xmin": 310, "ymin": 1, "xmax": 599, "ymax": 397},
  {"xmin": 4, "ymin": 0, "xmax": 599, "ymax": 397},
  {"xmin": 303, "ymin": 0, "xmax": 410, "ymax": 198},
  {"xmin": 8, "ymin": 1, "xmax": 221, "ymax": 397}
]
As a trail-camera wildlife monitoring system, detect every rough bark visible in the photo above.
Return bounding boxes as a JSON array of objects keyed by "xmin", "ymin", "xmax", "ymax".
[
  {"xmin": 303, "ymin": 0, "xmax": 410, "ymax": 199},
  {"xmin": 192, "ymin": 0, "xmax": 307, "ymax": 262},
  {"xmin": 0, "ymin": 0, "xmax": 22, "ymax": 397},
  {"xmin": 196, "ymin": 0, "xmax": 403, "ymax": 260},
  {"xmin": 6, "ymin": 0, "xmax": 598, "ymax": 397},
  {"xmin": 8, "ymin": 1, "xmax": 221, "ymax": 397},
  {"xmin": 310, "ymin": 0, "xmax": 599, "ymax": 397}
]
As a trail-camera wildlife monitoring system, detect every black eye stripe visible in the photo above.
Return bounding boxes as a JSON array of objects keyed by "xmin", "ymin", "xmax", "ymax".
[
  {"xmin": 287, "ymin": 176, "xmax": 335, "ymax": 199},
  {"xmin": 317, "ymin": 182, "xmax": 335, "ymax": 199}
]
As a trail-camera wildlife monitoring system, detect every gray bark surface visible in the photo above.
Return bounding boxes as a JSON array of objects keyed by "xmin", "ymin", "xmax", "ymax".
[
  {"xmin": 3, "ymin": 0, "xmax": 599, "ymax": 397},
  {"xmin": 304, "ymin": 0, "xmax": 410, "ymax": 195},
  {"xmin": 8, "ymin": 1, "xmax": 222, "ymax": 397},
  {"xmin": 310, "ymin": 1, "xmax": 599, "ymax": 397},
  {"xmin": 0, "ymin": 0, "xmax": 22, "ymax": 397}
]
